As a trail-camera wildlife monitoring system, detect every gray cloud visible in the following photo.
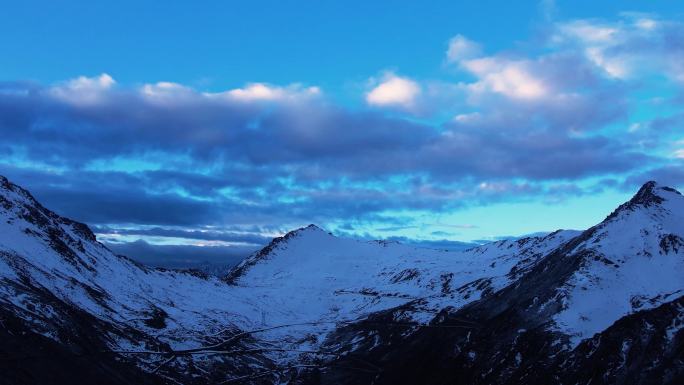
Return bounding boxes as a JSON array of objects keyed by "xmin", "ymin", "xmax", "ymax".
[
  {"xmin": 106, "ymin": 240, "xmax": 255, "ymax": 270},
  {"xmin": 0, "ymin": 76, "xmax": 653, "ymax": 240},
  {"xmin": 621, "ymin": 163, "xmax": 684, "ymax": 190},
  {"xmin": 0, "ymin": 74, "xmax": 645, "ymax": 185}
]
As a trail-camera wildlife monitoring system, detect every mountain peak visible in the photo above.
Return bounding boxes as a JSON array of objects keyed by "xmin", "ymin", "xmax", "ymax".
[
  {"xmin": 630, "ymin": 181, "xmax": 665, "ymax": 206},
  {"xmin": 224, "ymin": 224, "xmax": 329, "ymax": 284},
  {"xmin": 303, "ymin": 223, "xmax": 324, "ymax": 231},
  {"xmin": 282, "ymin": 223, "xmax": 328, "ymax": 238},
  {"xmin": 604, "ymin": 181, "xmax": 682, "ymax": 222},
  {"xmin": 0, "ymin": 174, "xmax": 10, "ymax": 187},
  {"xmin": 0, "ymin": 174, "xmax": 29, "ymax": 199},
  {"xmin": 626, "ymin": 180, "xmax": 683, "ymax": 210},
  {"xmin": 0, "ymin": 174, "xmax": 98, "ymax": 245}
]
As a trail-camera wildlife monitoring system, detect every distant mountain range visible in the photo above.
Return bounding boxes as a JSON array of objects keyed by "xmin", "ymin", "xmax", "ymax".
[{"xmin": 0, "ymin": 175, "xmax": 681, "ymax": 384}]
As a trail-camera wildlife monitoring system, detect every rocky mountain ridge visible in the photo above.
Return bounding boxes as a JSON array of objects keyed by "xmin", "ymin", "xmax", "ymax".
[{"xmin": 0, "ymin": 175, "xmax": 681, "ymax": 384}]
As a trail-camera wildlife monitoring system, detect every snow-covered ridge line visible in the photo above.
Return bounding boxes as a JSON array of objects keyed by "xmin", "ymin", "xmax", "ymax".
[
  {"xmin": 603, "ymin": 180, "xmax": 682, "ymax": 222},
  {"xmin": 225, "ymin": 224, "xmax": 327, "ymax": 284},
  {"xmin": 0, "ymin": 173, "xmax": 585, "ymax": 377},
  {"xmin": 1, "ymin": 174, "xmax": 682, "ymax": 384},
  {"xmin": 315, "ymin": 182, "xmax": 684, "ymax": 385},
  {"xmin": 549, "ymin": 181, "xmax": 684, "ymax": 345}
]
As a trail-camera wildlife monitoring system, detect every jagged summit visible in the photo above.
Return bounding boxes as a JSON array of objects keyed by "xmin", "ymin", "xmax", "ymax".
[
  {"xmin": 630, "ymin": 180, "xmax": 674, "ymax": 206},
  {"xmin": 0, "ymin": 174, "xmax": 35, "ymax": 203},
  {"xmin": 267, "ymin": 224, "xmax": 329, "ymax": 244},
  {"xmin": 604, "ymin": 181, "xmax": 682, "ymax": 222},
  {"xmin": 0, "ymin": 174, "xmax": 98, "ymax": 256},
  {"xmin": 292, "ymin": 223, "xmax": 328, "ymax": 235},
  {"xmin": 304, "ymin": 223, "xmax": 324, "ymax": 230}
]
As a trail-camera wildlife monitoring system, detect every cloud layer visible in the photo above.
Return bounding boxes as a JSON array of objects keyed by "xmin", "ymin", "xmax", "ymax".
[{"xmin": 1, "ymin": 12, "xmax": 682, "ymax": 265}]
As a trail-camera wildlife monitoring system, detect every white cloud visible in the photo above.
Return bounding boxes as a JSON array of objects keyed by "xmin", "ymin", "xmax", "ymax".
[
  {"xmin": 50, "ymin": 73, "xmax": 116, "ymax": 105},
  {"xmin": 69, "ymin": 73, "xmax": 116, "ymax": 90},
  {"xmin": 550, "ymin": 17, "xmax": 669, "ymax": 80},
  {"xmin": 142, "ymin": 81, "xmax": 189, "ymax": 95},
  {"xmin": 366, "ymin": 74, "xmax": 421, "ymax": 108},
  {"xmin": 48, "ymin": 75, "xmax": 322, "ymax": 108},
  {"xmin": 635, "ymin": 18, "xmax": 657, "ymax": 30},
  {"xmin": 139, "ymin": 81, "xmax": 321, "ymax": 105},
  {"xmin": 141, "ymin": 81, "xmax": 196, "ymax": 103},
  {"xmin": 556, "ymin": 20, "xmax": 629, "ymax": 79},
  {"xmin": 554, "ymin": 16, "xmax": 684, "ymax": 84},
  {"xmin": 584, "ymin": 47, "xmax": 629, "ymax": 78},
  {"xmin": 552, "ymin": 20, "xmax": 633, "ymax": 78},
  {"xmin": 674, "ymin": 149, "xmax": 684, "ymax": 159},
  {"xmin": 557, "ymin": 20, "xmax": 620, "ymax": 44},
  {"xmin": 446, "ymin": 34, "xmax": 550, "ymax": 101},
  {"xmin": 446, "ymin": 35, "xmax": 482, "ymax": 63},
  {"xmin": 461, "ymin": 57, "xmax": 547, "ymax": 100},
  {"xmin": 141, "ymin": 82, "xmax": 192, "ymax": 97},
  {"xmin": 225, "ymin": 83, "xmax": 320, "ymax": 102}
]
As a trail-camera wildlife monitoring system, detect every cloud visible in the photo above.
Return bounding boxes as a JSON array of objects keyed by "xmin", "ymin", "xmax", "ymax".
[
  {"xmin": 1, "ymin": 11, "xmax": 682, "ymax": 250},
  {"xmin": 557, "ymin": 20, "xmax": 620, "ymax": 44},
  {"xmin": 383, "ymin": 236, "xmax": 479, "ymax": 251},
  {"xmin": 0, "ymin": 70, "xmax": 646, "ymax": 192},
  {"xmin": 50, "ymin": 73, "xmax": 116, "ymax": 105},
  {"xmin": 94, "ymin": 225, "xmax": 272, "ymax": 246},
  {"xmin": 554, "ymin": 20, "xmax": 629, "ymax": 78},
  {"xmin": 366, "ymin": 73, "xmax": 421, "ymax": 108},
  {"xmin": 140, "ymin": 81, "xmax": 196, "ymax": 102},
  {"xmin": 106, "ymin": 240, "xmax": 255, "ymax": 269},
  {"xmin": 225, "ymin": 83, "xmax": 321, "ymax": 102},
  {"xmin": 634, "ymin": 18, "xmax": 658, "ymax": 31},
  {"xmin": 550, "ymin": 15, "xmax": 684, "ymax": 82},
  {"xmin": 446, "ymin": 35, "xmax": 482, "ymax": 63},
  {"xmin": 461, "ymin": 57, "xmax": 548, "ymax": 100},
  {"xmin": 619, "ymin": 163, "xmax": 684, "ymax": 191}
]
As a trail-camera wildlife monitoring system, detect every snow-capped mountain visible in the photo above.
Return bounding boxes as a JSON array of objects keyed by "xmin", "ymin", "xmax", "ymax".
[
  {"xmin": 0, "ymin": 175, "xmax": 284, "ymax": 384},
  {"xmin": 227, "ymin": 224, "xmax": 579, "ymax": 322},
  {"xmin": 0, "ymin": 175, "xmax": 682, "ymax": 384},
  {"xmin": 318, "ymin": 181, "xmax": 684, "ymax": 385},
  {"xmin": 552, "ymin": 182, "xmax": 684, "ymax": 345}
]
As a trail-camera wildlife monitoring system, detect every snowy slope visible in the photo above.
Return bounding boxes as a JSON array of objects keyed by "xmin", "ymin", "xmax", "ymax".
[
  {"xmin": 0, "ymin": 176, "xmax": 269, "ymax": 380},
  {"xmin": 551, "ymin": 182, "xmax": 684, "ymax": 345},
  {"xmin": 314, "ymin": 182, "xmax": 684, "ymax": 385},
  {"xmin": 0, "ymin": 174, "xmax": 682, "ymax": 384},
  {"xmin": 227, "ymin": 224, "xmax": 580, "ymax": 327},
  {"xmin": 0, "ymin": 174, "xmax": 579, "ymax": 378}
]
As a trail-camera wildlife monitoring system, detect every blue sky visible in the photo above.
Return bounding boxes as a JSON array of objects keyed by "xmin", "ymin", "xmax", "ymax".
[{"xmin": 1, "ymin": 1, "xmax": 684, "ymax": 266}]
